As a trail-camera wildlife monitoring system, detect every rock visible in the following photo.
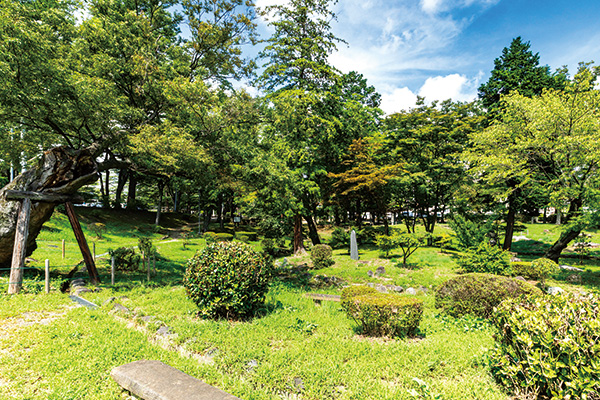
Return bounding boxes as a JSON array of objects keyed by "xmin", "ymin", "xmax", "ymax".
[
  {"xmin": 392, "ymin": 286, "xmax": 404, "ymax": 293},
  {"xmin": 406, "ymin": 287, "xmax": 417, "ymax": 295},
  {"xmin": 547, "ymin": 287, "xmax": 565, "ymax": 296},
  {"xmin": 375, "ymin": 266, "xmax": 385, "ymax": 276},
  {"xmin": 140, "ymin": 316, "xmax": 154, "ymax": 322},
  {"xmin": 72, "ymin": 287, "xmax": 93, "ymax": 296},
  {"xmin": 103, "ymin": 297, "xmax": 117, "ymax": 306},
  {"xmin": 71, "ymin": 278, "xmax": 86, "ymax": 287},
  {"xmin": 567, "ymin": 274, "xmax": 582, "ymax": 284},
  {"xmin": 376, "ymin": 285, "xmax": 388, "ymax": 294},
  {"xmin": 560, "ymin": 264, "xmax": 584, "ymax": 272},
  {"xmin": 366, "ymin": 283, "xmax": 376, "ymax": 288},
  {"xmin": 293, "ymin": 378, "xmax": 305, "ymax": 392},
  {"xmin": 367, "ymin": 270, "xmax": 374, "ymax": 277},
  {"xmin": 514, "ymin": 276, "xmax": 526, "ymax": 281},
  {"xmin": 156, "ymin": 326, "xmax": 171, "ymax": 336},
  {"xmin": 246, "ymin": 359, "xmax": 258, "ymax": 372},
  {"xmin": 113, "ymin": 303, "xmax": 132, "ymax": 314},
  {"xmin": 510, "ymin": 256, "xmax": 522, "ymax": 262},
  {"xmin": 419, "ymin": 285, "xmax": 428, "ymax": 294}
]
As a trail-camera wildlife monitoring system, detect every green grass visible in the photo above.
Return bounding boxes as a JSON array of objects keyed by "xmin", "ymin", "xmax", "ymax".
[{"xmin": 3, "ymin": 209, "xmax": 600, "ymax": 399}]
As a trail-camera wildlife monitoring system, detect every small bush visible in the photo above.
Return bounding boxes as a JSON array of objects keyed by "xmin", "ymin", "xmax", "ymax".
[
  {"xmin": 511, "ymin": 258, "xmax": 559, "ymax": 281},
  {"xmin": 341, "ymin": 286, "xmax": 423, "ymax": 338},
  {"xmin": 203, "ymin": 232, "xmax": 217, "ymax": 244},
  {"xmin": 236, "ymin": 235, "xmax": 249, "ymax": 243},
  {"xmin": 329, "ymin": 227, "xmax": 349, "ymax": 249},
  {"xmin": 458, "ymin": 242, "xmax": 511, "ymax": 275},
  {"xmin": 310, "ymin": 244, "xmax": 335, "ymax": 269},
  {"xmin": 435, "ymin": 273, "xmax": 541, "ymax": 318},
  {"xmin": 215, "ymin": 233, "xmax": 234, "ymax": 242},
  {"xmin": 183, "ymin": 242, "xmax": 274, "ymax": 320},
  {"xmin": 88, "ymin": 222, "xmax": 107, "ymax": 239},
  {"xmin": 375, "ymin": 234, "xmax": 396, "ymax": 257},
  {"xmin": 490, "ymin": 294, "xmax": 600, "ymax": 399},
  {"xmin": 235, "ymin": 231, "xmax": 257, "ymax": 241},
  {"xmin": 108, "ymin": 247, "xmax": 141, "ymax": 271}
]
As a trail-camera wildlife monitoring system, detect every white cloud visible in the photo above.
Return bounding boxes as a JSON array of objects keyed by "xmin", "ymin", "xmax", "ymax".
[
  {"xmin": 421, "ymin": 0, "xmax": 445, "ymax": 14},
  {"xmin": 380, "ymin": 87, "xmax": 419, "ymax": 115},
  {"xmin": 418, "ymin": 73, "xmax": 478, "ymax": 102}
]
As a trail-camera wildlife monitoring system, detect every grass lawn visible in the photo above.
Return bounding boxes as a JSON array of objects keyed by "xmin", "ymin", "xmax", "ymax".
[{"xmin": 1, "ymin": 208, "xmax": 599, "ymax": 399}]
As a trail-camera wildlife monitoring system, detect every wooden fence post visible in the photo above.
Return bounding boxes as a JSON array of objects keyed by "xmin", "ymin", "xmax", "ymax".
[
  {"xmin": 8, "ymin": 198, "xmax": 32, "ymax": 294},
  {"xmin": 111, "ymin": 256, "xmax": 115, "ymax": 286},
  {"xmin": 45, "ymin": 259, "xmax": 50, "ymax": 294},
  {"xmin": 62, "ymin": 239, "xmax": 65, "ymax": 259}
]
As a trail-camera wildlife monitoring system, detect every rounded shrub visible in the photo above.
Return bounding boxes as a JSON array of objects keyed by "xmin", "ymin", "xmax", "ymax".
[
  {"xmin": 457, "ymin": 242, "xmax": 511, "ymax": 275},
  {"xmin": 511, "ymin": 258, "xmax": 559, "ymax": 281},
  {"xmin": 329, "ymin": 227, "xmax": 349, "ymax": 249},
  {"xmin": 341, "ymin": 285, "xmax": 423, "ymax": 338},
  {"xmin": 235, "ymin": 231, "xmax": 257, "ymax": 241},
  {"xmin": 310, "ymin": 244, "xmax": 335, "ymax": 269},
  {"xmin": 183, "ymin": 242, "xmax": 274, "ymax": 320},
  {"xmin": 490, "ymin": 294, "xmax": 600, "ymax": 399},
  {"xmin": 214, "ymin": 232, "xmax": 234, "ymax": 241},
  {"xmin": 108, "ymin": 247, "xmax": 141, "ymax": 271},
  {"xmin": 435, "ymin": 273, "xmax": 542, "ymax": 318}
]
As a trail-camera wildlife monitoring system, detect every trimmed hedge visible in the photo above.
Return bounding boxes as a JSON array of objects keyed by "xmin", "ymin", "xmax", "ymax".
[
  {"xmin": 236, "ymin": 231, "xmax": 258, "ymax": 241},
  {"xmin": 490, "ymin": 294, "xmax": 600, "ymax": 399},
  {"xmin": 215, "ymin": 233, "xmax": 234, "ymax": 241},
  {"xmin": 341, "ymin": 286, "xmax": 423, "ymax": 338},
  {"xmin": 435, "ymin": 273, "xmax": 542, "ymax": 318},
  {"xmin": 511, "ymin": 258, "xmax": 559, "ymax": 281},
  {"xmin": 183, "ymin": 242, "xmax": 274, "ymax": 320},
  {"xmin": 310, "ymin": 244, "xmax": 335, "ymax": 269}
]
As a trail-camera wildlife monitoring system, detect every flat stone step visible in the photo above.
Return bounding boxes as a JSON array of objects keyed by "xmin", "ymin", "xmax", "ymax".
[
  {"xmin": 111, "ymin": 360, "xmax": 240, "ymax": 400},
  {"xmin": 304, "ymin": 293, "xmax": 341, "ymax": 303}
]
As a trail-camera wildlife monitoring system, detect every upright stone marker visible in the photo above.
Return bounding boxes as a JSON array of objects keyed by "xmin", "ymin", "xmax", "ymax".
[{"xmin": 350, "ymin": 229, "xmax": 359, "ymax": 260}]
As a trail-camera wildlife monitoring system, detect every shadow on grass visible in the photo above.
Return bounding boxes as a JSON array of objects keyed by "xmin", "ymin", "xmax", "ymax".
[{"xmin": 511, "ymin": 239, "xmax": 552, "ymax": 255}]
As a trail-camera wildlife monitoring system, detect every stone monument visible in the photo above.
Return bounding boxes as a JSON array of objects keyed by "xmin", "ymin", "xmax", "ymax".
[{"xmin": 350, "ymin": 229, "xmax": 359, "ymax": 260}]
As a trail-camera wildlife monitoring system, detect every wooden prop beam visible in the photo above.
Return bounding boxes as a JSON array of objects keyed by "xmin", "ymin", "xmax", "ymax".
[
  {"xmin": 65, "ymin": 202, "xmax": 100, "ymax": 285},
  {"xmin": 5, "ymin": 190, "xmax": 84, "ymax": 204},
  {"xmin": 8, "ymin": 198, "xmax": 31, "ymax": 294}
]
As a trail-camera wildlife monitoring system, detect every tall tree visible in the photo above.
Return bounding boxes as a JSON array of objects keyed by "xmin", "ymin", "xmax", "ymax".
[
  {"xmin": 477, "ymin": 37, "xmax": 568, "ymax": 249},
  {"xmin": 470, "ymin": 64, "xmax": 600, "ymax": 262},
  {"xmin": 257, "ymin": 0, "xmax": 343, "ymax": 253}
]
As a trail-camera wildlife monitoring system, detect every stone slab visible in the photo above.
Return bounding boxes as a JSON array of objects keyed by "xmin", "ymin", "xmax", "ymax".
[
  {"xmin": 304, "ymin": 293, "xmax": 341, "ymax": 302},
  {"xmin": 111, "ymin": 360, "xmax": 240, "ymax": 400}
]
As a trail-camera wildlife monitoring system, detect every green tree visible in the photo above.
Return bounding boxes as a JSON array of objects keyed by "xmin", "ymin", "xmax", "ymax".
[
  {"xmin": 256, "ymin": 0, "xmax": 343, "ymax": 253},
  {"xmin": 470, "ymin": 64, "xmax": 600, "ymax": 262},
  {"xmin": 478, "ymin": 36, "xmax": 566, "ymax": 114},
  {"xmin": 385, "ymin": 99, "xmax": 483, "ymax": 234}
]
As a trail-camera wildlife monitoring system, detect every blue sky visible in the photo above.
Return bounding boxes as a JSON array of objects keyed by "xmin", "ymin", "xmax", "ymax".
[{"xmin": 253, "ymin": 0, "xmax": 600, "ymax": 114}]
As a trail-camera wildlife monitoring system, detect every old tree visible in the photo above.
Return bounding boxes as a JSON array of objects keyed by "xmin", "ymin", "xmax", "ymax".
[{"xmin": 0, "ymin": 0, "xmax": 257, "ymax": 265}]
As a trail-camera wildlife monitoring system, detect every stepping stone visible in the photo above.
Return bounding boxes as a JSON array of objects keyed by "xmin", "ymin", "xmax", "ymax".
[{"xmin": 111, "ymin": 360, "xmax": 240, "ymax": 400}]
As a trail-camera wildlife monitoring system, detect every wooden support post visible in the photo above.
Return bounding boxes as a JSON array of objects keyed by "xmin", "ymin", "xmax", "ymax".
[
  {"xmin": 8, "ymin": 198, "xmax": 32, "ymax": 294},
  {"xmin": 93, "ymin": 242, "xmax": 96, "ymax": 260},
  {"xmin": 64, "ymin": 202, "xmax": 100, "ymax": 285},
  {"xmin": 62, "ymin": 239, "xmax": 65, "ymax": 259},
  {"xmin": 111, "ymin": 256, "xmax": 115, "ymax": 286},
  {"xmin": 153, "ymin": 254, "xmax": 156, "ymax": 275},
  {"xmin": 45, "ymin": 259, "xmax": 50, "ymax": 294}
]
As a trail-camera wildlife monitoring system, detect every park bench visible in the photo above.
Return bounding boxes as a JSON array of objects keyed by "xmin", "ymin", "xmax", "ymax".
[
  {"xmin": 111, "ymin": 360, "xmax": 240, "ymax": 400},
  {"xmin": 304, "ymin": 292, "xmax": 341, "ymax": 305}
]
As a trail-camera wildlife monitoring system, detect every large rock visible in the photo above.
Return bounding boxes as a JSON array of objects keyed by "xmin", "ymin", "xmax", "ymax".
[{"xmin": 0, "ymin": 146, "xmax": 97, "ymax": 266}]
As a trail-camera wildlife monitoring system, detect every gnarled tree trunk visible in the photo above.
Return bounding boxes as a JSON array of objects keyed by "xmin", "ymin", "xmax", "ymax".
[{"xmin": 0, "ymin": 146, "xmax": 98, "ymax": 266}]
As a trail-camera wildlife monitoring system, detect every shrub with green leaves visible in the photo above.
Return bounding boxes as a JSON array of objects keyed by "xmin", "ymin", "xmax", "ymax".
[
  {"xmin": 310, "ymin": 244, "xmax": 335, "ymax": 269},
  {"xmin": 329, "ymin": 227, "xmax": 348, "ymax": 249},
  {"xmin": 341, "ymin": 286, "xmax": 423, "ymax": 338},
  {"xmin": 458, "ymin": 241, "xmax": 511, "ymax": 275},
  {"xmin": 108, "ymin": 247, "xmax": 141, "ymax": 271},
  {"xmin": 215, "ymin": 233, "xmax": 234, "ymax": 241},
  {"xmin": 235, "ymin": 231, "xmax": 257, "ymax": 241},
  {"xmin": 435, "ymin": 273, "xmax": 541, "ymax": 318},
  {"xmin": 375, "ymin": 234, "xmax": 396, "ymax": 257},
  {"xmin": 448, "ymin": 214, "xmax": 495, "ymax": 250},
  {"xmin": 511, "ymin": 258, "xmax": 559, "ymax": 281},
  {"xmin": 490, "ymin": 294, "xmax": 600, "ymax": 399},
  {"xmin": 183, "ymin": 242, "xmax": 274, "ymax": 320},
  {"xmin": 261, "ymin": 238, "xmax": 289, "ymax": 258},
  {"xmin": 203, "ymin": 232, "xmax": 217, "ymax": 244}
]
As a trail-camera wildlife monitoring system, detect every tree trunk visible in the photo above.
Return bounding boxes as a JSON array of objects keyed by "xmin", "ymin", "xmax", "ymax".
[
  {"xmin": 383, "ymin": 212, "xmax": 389, "ymax": 236},
  {"xmin": 0, "ymin": 146, "xmax": 98, "ymax": 266},
  {"xmin": 503, "ymin": 205, "xmax": 516, "ymax": 251},
  {"xmin": 545, "ymin": 229, "xmax": 581, "ymax": 263},
  {"xmin": 114, "ymin": 169, "xmax": 128, "ymax": 209},
  {"xmin": 126, "ymin": 172, "xmax": 137, "ymax": 209},
  {"xmin": 155, "ymin": 180, "xmax": 164, "ymax": 226},
  {"xmin": 304, "ymin": 214, "xmax": 321, "ymax": 245},
  {"xmin": 103, "ymin": 169, "xmax": 110, "ymax": 208},
  {"xmin": 293, "ymin": 214, "xmax": 305, "ymax": 254}
]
